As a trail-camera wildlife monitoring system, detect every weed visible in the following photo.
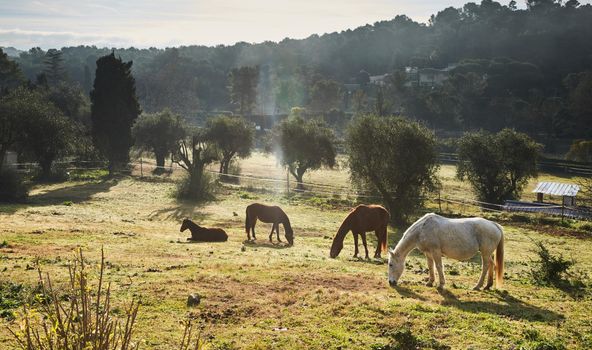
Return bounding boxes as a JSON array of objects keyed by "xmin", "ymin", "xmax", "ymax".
[{"xmin": 8, "ymin": 249, "xmax": 140, "ymax": 350}]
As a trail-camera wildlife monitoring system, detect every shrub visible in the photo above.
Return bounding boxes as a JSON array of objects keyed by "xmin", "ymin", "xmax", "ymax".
[
  {"xmin": 175, "ymin": 171, "xmax": 216, "ymax": 202},
  {"xmin": 530, "ymin": 241, "xmax": 574, "ymax": 286},
  {"xmin": 0, "ymin": 169, "xmax": 28, "ymax": 202}
]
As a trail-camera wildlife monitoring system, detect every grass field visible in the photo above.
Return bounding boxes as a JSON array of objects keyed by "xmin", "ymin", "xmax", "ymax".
[{"xmin": 1, "ymin": 153, "xmax": 591, "ymax": 349}]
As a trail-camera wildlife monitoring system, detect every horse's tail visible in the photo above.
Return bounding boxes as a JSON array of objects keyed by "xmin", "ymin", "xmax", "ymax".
[
  {"xmin": 495, "ymin": 224, "xmax": 504, "ymax": 288},
  {"xmin": 381, "ymin": 209, "xmax": 390, "ymax": 253}
]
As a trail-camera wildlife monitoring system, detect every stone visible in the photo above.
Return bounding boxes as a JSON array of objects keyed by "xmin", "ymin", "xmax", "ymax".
[{"xmin": 187, "ymin": 293, "xmax": 201, "ymax": 307}]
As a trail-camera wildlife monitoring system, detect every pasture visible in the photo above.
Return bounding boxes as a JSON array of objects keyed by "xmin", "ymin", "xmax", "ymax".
[{"xmin": 1, "ymin": 153, "xmax": 591, "ymax": 349}]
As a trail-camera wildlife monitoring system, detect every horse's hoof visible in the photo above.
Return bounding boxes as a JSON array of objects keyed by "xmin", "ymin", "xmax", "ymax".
[
  {"xmin": 484, "ymin": 286, "xmax": 492, "ymax": 291},
  {"xmin": 437, "ymin": 285, "xmax": 445, "ymax": 290},
  {"xmin": 472, "ymin": 286, "xmax": 481, "ymax": 291},
  {"xmin": 426, "ymin": 282, "xmax": 434, "ymax": 287}
]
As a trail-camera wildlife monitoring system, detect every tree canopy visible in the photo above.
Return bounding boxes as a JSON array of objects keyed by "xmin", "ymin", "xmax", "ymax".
[
  {"xmin": 346, "ymin": 115, "xmax": 440, "ymax": 224},
  {"xmin": 206, "ymin": 116, "xmax": 255, "ymax": 175},
  {"xmin": 273, "ymin": 116, "xmax": 337, "ymax": 190},
  {"xmin": 457, "ymin": 129, "xmax": 540, "ymax": 204}
]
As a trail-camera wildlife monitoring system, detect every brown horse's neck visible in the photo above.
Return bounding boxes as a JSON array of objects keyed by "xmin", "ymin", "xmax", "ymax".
[
  {"xmin": 281, "ymin": 215, "xmax": 293, "ymax": 233},
  {"xmin": 186, "ymin": 220, "xmax": 202, "ymax": 233},
  {"xmin": 334, "ymin": 214, "xmax": 353, "ymax": 243}
]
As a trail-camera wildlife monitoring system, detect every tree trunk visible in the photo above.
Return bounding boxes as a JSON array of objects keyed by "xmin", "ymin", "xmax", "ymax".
[
  {"xmin": 154, "ymin": 153, "xmax": 166, "ymax": 174},
  {"xmin": 39, "ymin": 159, "xmax": 52, "ymax": 180},
  {"xmin": 0, "ymin": 146, "xmax": 6, "ymax": 171},
  {"xmin": 295, "ymin": 167, "xmax": 306, "ymax": 192}
]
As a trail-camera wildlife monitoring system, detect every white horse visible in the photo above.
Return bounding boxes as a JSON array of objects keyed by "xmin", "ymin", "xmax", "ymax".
[{"xmin": 388, "ymin": 213, "xmax": 504, "ymax": 290}]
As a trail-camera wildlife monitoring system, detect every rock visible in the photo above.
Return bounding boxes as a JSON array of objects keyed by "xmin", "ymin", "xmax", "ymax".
[
  {"xmin": 241, "ymin": 245, "xmax": 246, "ymax": 252},
  {"xmin": 187, "ymin": 293, "xmax": 201, "ymax": 307},
  {"xmin": 233, "ymin": 211, "xmax": 238, "ymax": 216}
]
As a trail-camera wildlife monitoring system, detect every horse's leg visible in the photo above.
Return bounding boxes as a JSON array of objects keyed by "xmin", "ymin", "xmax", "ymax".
[
  {"xmin": 353, "ymin": 233, "xmax": 359, "ymax": 258},
  {"xmin": 426, "ymin": 255, "xmax": 435, "ymax": 287},
  {"xmin": 473, "ymin": 251, "xmax": 492, "ymax": 290},
  {"xmin": 268, "ymin": 223, "xmax": 275, "ymax": 242},
  {"xmin": 361, "ymin": 232, "xmax": 369, "ymax": 259},
  {"xmin": 373, "ymin": 230, "xmax": 381, "ymax": 258},
  {"xmin": 252, "ymin": 219, "xmax": 257, "ymax": 241},
  {"xmin": 484, "ymin": 255, "xmax": 495, "ymax": 290},
  {"xmin": 276, "ymin": 223, "xmax": 282, "ymax": 242},
  {"xmin": 433, "ymin": 250, "xmax": 446, "ymax": 289}
]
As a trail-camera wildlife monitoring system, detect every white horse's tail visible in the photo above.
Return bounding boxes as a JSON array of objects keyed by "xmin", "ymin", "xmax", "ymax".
[{"xmin": 495, "ymin": 224, "xmax": 504, "ymax": 288}]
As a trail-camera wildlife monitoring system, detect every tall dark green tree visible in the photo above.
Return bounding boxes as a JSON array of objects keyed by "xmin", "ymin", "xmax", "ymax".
[
  {"xmin": 0, "ymin": 48, "xmax": 23, "ymax": 95},
  {"xmin": 229, "ymin": 66, "xmax": 259, "ymax": 115},
  {"xmin": 43, "ymin": 49, "xmax": 67, "ymax": 85},
  {"xmin": 90, "ymin": 53, "xmax": 141, "ymax": 174}
]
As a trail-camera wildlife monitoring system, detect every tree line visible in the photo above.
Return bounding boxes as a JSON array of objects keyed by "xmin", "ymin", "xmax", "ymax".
[{"xmin": 3, "ymin": 0, "xmax": 592, "ymax": 141}]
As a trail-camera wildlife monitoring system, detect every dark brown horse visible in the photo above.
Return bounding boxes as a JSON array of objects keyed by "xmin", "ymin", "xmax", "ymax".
[
  {"xmin": 329, "ymin": 204, "xmax": 389, "ymax": 259},
  {"xmin": 245, "ymin": 203, "xmax": 294, "ymax": 245},
  {"xmin": 180, "ymin": 219, "xmax": 228, "ymax": 242}
]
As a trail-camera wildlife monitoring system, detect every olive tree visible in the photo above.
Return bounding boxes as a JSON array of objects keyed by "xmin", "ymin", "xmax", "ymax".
[
  {"xmin": 346, "ymin": 115, "xmax": 440, "ymax": 224},
  {"xmin": 1, "ymin": 87, "xmax": 74, "ymax": 180},
  {"xmin": 457, "ymin": 128, "xmax": 540, "ymax": 204},
  {"xmin": 206, "ymin": 115, "xmax": 254, "ymax": 176},
  {"xmin": 173, "ymin": 126, "xmax": 218, "ymax": 200},
  {"xmin": 132, "ymin": 109, "xmax": 186, "ymax": 173},
  {"xmin": 273, "ymin": 116, "xmax": 336, "ymax": 191}
]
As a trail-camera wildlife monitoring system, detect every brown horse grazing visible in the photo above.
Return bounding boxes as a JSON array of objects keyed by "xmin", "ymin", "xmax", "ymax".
[
  {"xmin": 329, "ymin": 204, "xmax": 390, "ymax": 259},
  {"xmin": 245, "ymin": 203, "xmax": 294, "ymax": 245},
  {"xmin": 180, "ymin": 219, "xmax": 228, "ymax": 242}
]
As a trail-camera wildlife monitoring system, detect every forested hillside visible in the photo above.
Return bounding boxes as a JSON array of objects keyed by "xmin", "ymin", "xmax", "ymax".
[{"xmin": 5, "ymin": 0, "xmax": 592, "ymax": 139}]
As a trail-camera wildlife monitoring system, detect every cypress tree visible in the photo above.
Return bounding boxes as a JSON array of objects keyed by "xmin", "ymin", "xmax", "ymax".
[{"xmin": 90, "ymin": 53, "xmax": 141, "ymax": 174}]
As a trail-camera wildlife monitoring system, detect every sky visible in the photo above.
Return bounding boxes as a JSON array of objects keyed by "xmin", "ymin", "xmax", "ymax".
[{"xmin": 0, "ymin": 1, "xmax": 588, "ymax": 50}]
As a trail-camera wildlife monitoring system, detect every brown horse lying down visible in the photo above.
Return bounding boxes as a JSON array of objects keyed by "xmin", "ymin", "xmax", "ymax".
[
  {"xmin": 180, "ymin": 219, "xmax": 228, "ymax": 242},
  {"xmin": 329, "ymin": 204, "xmax": 390, "ymax": 259},
  {"xmin": 245, "ymin": 203, "xmax": 294, "ymax": 245}
]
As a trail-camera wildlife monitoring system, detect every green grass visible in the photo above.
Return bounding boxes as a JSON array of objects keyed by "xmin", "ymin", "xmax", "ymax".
[{"xmin": 0, "ymin": 153, "xmax": 591, "ymax": 349}]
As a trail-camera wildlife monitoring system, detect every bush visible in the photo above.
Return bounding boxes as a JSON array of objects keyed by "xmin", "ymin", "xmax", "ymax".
[
  {"xmin": 0, "ymin": 169, "xmax": 28, "ymax": 202},
  {"xmin": 175, "ymin": 171, "xmax": 217, "ymax": 202},
  {"xmin": 530, "ymin": 241, "xmax": 574, "ymax": 286}
]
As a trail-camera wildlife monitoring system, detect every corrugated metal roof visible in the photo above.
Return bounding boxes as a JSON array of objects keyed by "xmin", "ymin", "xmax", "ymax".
[{"xmin": 532, "ymin": 182, "xmax": 580, "ymax": 197}]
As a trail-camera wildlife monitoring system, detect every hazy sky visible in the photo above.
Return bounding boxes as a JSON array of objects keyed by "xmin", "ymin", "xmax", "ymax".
[{"xmin": 0, "ymin": 1, "xmax": 587, "ymax": 50}]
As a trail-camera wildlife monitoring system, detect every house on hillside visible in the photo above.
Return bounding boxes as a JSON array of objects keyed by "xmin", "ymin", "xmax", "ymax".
[
  {"xmin": 405, "ymin": 64, "xmax": 457, "ymax": 88},
  {"xmin": 369, "ymin": 74, "xmax": 390, "ymax": 86},
  {"xmin": 1, "ymin": 151, "xmax": 17, "ymax": 170}
]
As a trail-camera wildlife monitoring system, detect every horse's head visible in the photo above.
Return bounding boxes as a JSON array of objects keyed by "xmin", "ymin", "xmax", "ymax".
[
  {"xmin": 285, "ymin": 227, "xmax": 294, "ymax": 246},
  {"xmin": 388, "ymin": 249, "xmax": 405, "ymax": 287},
  {"xmin": 180, "ymin": 219, "xmax": 190, "ymax": 232},
  {"xmin": 329, "ymin": 236, "xmax": 343, "ymax": 258}
]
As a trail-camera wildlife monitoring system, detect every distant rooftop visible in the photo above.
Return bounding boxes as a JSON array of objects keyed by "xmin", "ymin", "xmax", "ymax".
[{"xmin": 532, "ymin": 182, "xmax": 580, "ymax": 197}]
